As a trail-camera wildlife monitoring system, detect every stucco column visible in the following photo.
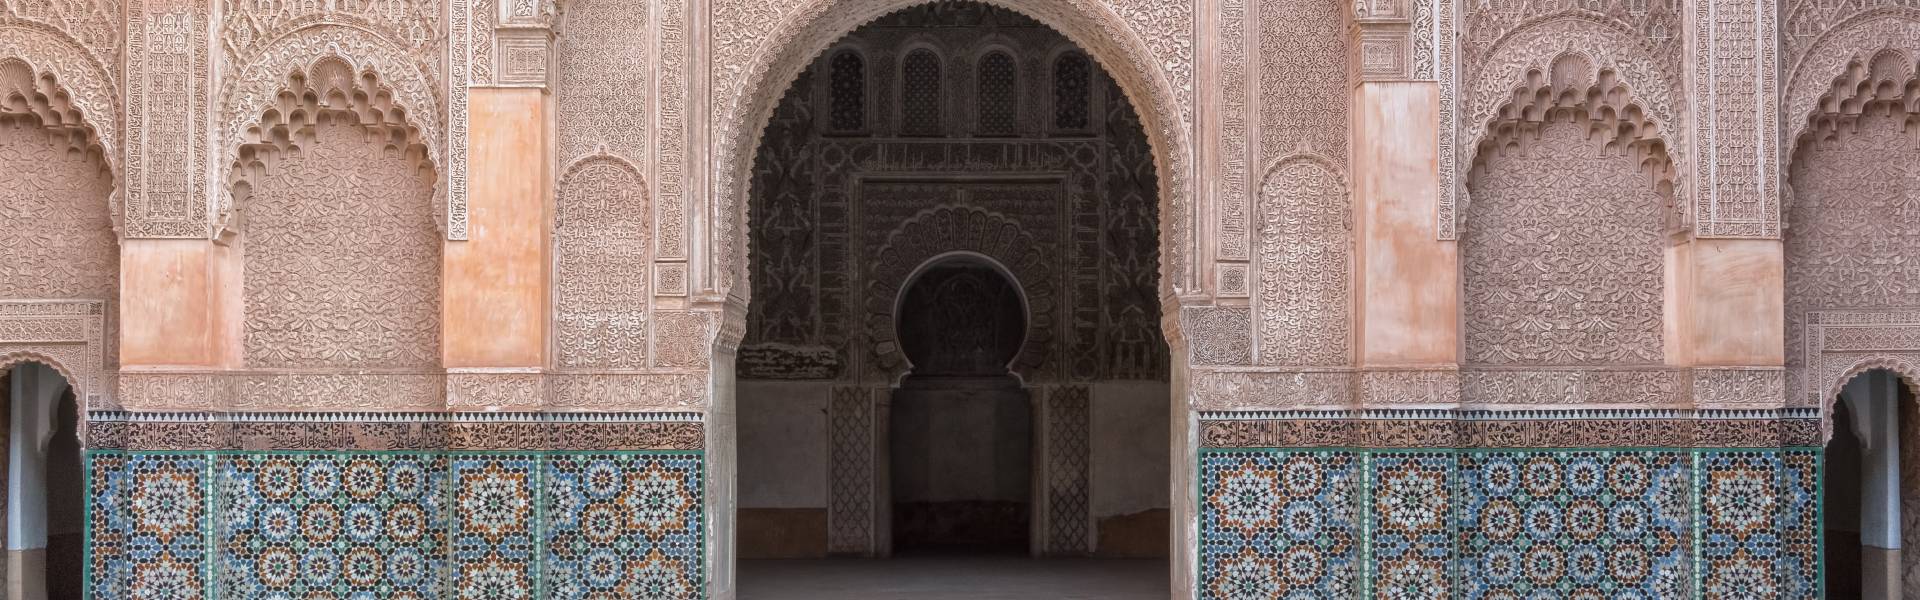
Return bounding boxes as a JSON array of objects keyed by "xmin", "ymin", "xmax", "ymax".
[
  {"xmin": 1351, "ymin": 82, "xmax": 1457, "ymax": 368},
  {"xmin": 1845, "ymin": 371, "xmax": 1903, "ymax": 598}
]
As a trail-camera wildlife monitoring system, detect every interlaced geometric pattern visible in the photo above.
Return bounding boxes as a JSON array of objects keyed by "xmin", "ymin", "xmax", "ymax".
[
  {"xmin": 1196, "ymin": 448, "xmax": 1821, "ymax": 600},
  {"xmin": 88, "ymin": 454, "xmax": 207, "ymax": 600},
  {"xmin": 1199, "ymin": 450, "xmax": 1358, "ymax": 599},
  {"xmin": 545, "ymin": 454, "xmax": 704, "ymax": 599},
  {"xmin": 215, "ymin": 454, "xmax": 450, "ymax": 599},
  {"xmin": 977, "ymin": 51, "xmax": 1017, "ymax": 135},
  {"xmin": 827, "ymin": 387, "xmax": 874, "ymax": 554},
  {"xmin": 1457, "ymin": 451, "xmax": 1691, "ymax": 599},
  {"xmin": 901, "ymin": 49, "xmax": 942, "ymax": 136},
  {"xmin": 1052, "ymin": 53, "xmax": 1091, "ymax": 131},
  {"xmin": 829, "ymin": 51, "xmax": 865, "ymax": 132},
  {"xmin": 91, "ymin": 451, "xmax": 707, "ymax": 598},
  {"xmin": 1045, "ymin": 386, "xmax": 1090, "ymax": 553}
]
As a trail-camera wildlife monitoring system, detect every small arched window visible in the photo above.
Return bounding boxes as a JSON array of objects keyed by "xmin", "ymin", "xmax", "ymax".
[
  {"xmin": 976, "ymin": 51, "xmax": 1017, "ymax": 135},
  {"xmin": 1052, "ymin": 52, "xmax": 1091, "ymax": 131},
  {"xmin": 901, "ymin": 49, "xmax": 942, "ymax": 136},
  {"xmin": 829, "ymin": 50, "xmax": 866, "ymax": 132}
]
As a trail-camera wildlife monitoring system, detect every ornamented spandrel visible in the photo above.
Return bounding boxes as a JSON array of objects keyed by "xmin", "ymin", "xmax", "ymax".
[{"xmin": 243, "ymin": 121, "xmax": 441, "ymax": 369}]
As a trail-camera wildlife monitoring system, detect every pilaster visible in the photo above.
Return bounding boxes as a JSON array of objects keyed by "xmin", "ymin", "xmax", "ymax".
[
  {"xmin": 444, "ymin": 8, "xmax": 556, "ymax": 371},
  {"xmin": 1351, "ymin": 82, "xmax": 1456, "ymax": 368}
]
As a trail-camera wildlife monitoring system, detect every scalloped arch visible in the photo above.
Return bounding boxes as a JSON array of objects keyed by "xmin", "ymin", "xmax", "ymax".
[
  {"xmin": 1820, "ymin": 355, "xmax": 1920, "ymax": 444},
  {"xmin": 712, "ymin": 0, "xmax": 1194, "ymax": 301},
  {"xmin": 219, "ymin": 25, "xmax": 444, "ymax": 236},
  {"xmin": 865, "ymin": 204, "xmax": 1055, "ymax": 382},
  {"xmin": 1464, "ymin": 52, "xmax": 1679, "ymax": 233},
  {"xmin": 0, "ymin": 23, "xmax": 121, "ymax": 194},
  {"xmin": 1456, "ymin": 16, "xmax": 1685, "ymax": 236},
  {"xmin": 1782, "ymin": 14, "xmax": 1920, "ymax": 210}
]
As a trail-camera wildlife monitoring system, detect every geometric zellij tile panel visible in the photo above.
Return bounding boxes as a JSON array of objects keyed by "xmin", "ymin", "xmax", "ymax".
[
  {"xmin": 1199, "ymin": 448, "xmax": 1822, "ymax": 600},
  {"xmin": 88, "ymin": 451, "xmax": 705, "ymax": 600}
]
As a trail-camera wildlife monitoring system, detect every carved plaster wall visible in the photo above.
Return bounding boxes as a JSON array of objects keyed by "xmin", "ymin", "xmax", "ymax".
[{"xmin": 0, "ymin": 103, "xmax": 118, "ymax": 387}]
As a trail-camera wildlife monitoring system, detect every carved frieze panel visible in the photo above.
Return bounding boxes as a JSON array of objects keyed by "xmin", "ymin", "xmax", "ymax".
[
  {"xmin": 1464, "ymin": 114, "xmax": 1666, "ymax": 366},
  {"xmin": 1256, "ymin": 0, "xmax": 1350, "ymax": 167},
  {"xmin": 116, "ymin": 371, "xmax": 707, "ymax": 412},
  {"xmin": 555, "ymin": 0, "xmax": 647, "ymax": 163},
  {"xmin": 0, "ymin": 300, "xmax": 108, "ymax": 408},
  {"xmin": 124, "ymin": 0, "xmax": 208, "ymax": 237},
  {"xmin": 241, "ymin": 119, "xmax": 441, "ymax": 369},
  {"xmin": 1687, "ymin": 0, "xmax": 1779, "ymax": 238},
  {"xmin": 555, "ymin": 155, "xmax": 651, "ymax": 369}
]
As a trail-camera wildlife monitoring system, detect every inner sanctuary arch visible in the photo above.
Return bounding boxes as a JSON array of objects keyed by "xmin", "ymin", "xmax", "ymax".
[{"xmin": 730, "ymin": 4, "xmax": 1173, "ymax": 591}]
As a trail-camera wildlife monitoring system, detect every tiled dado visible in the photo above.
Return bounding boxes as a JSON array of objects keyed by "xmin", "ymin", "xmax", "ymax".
[
  {"xmin": 1198, "ymin": 412, "xmax": 1822, "ymax": 600},
  {"xmin": 85, "ymin": 413, "xmax": 707, "ymax": 600}
]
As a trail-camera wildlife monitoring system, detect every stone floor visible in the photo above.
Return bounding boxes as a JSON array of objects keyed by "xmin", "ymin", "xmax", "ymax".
[{"xmin": 737, "ymin": 557, "xmax": 1169, "ymax": 599}]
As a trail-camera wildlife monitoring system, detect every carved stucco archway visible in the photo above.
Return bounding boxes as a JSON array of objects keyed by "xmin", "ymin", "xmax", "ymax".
[
  {"xmin": 710, "ymin": 0, "xmax": 1195, "ymax": 306},
  {"xmin": 1779, "ymin": 18, "xmax": 1920, "ymax": 442},
  {"xmin": 0, "ymin": 301, "xmax": 108, "ymax": 414},
  {"xmin": 712, "ymin": 4, "xmax": 1191, "ymax": 594}
]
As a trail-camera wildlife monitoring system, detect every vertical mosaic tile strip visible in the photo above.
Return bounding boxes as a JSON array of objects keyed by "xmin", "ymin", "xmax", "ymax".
[
  {"xmin": 1369, "ymin": 452, "xmax": 1453, "ymax": 600},
  {"xmin": 215, "ymin": 453, "xmax": 449, "ymax": 599},
  {"xmin": 1774, "ymin": 450, "xmax": 1821, "ymax": 600},
  {"xmin": 451, "ymin": 456, "xmax": 540, "ymax": 598},
  {"xmin": 88, "ymin": 453, "xmax": 208, "ymax": 600},
  {"xmin": 545, "ymin": 453, "xmax": 704, "ymax": 599},
  {"xmin": 1698, "ymin": 451, "xmax": 1820, "ymax": 600},
  {"xmin": 1199, "ymin": 450, "xmax": 1358, "ymax": 599},
  {"xmin": 1456, "ymin": 451, "xmax": 1692, "ymax": 599}
]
